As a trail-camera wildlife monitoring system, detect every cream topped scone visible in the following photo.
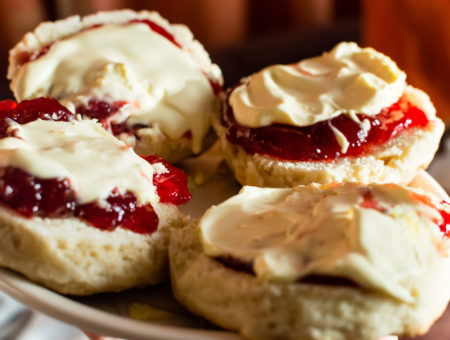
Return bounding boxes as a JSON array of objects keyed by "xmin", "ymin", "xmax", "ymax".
[
  {"xmin": 8, "ymin": 9, "xmax": 223, "ymax": 163},
  {"xmin": 0, "ymin": 98, "xmax": 190, "ymax": 295},
  {"xmin": 170, "ymin": 182, "xmax": 450, "ymax": 340},
  {"xmin": 213, "ymin": 42, "xmax": 444, "ymax": 186}
]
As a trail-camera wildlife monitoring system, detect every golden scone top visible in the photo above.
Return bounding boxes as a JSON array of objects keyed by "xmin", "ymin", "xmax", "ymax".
[
  {"xmin": 229, "ymin": 42, "xmax": 407, "ymax": 128},
  {"xmin": 199, "ymin": 182, "xmax": 450, "ymax": 303},
  {"xmin": 12, "ymin": 23, "xmax": 217, "ymax": 154},
  {"xmin": 0, "ymin": 119, "xmax": 161, "ymax": 205}
]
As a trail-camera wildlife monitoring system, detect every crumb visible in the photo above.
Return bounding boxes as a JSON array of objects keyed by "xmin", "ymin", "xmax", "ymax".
[{"xmin": 128, "ymin": 303, "xmax": 174, "ymax": 321}]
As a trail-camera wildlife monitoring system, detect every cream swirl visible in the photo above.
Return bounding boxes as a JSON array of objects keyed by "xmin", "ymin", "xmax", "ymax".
[{"xmin": 229, "ymin": 42, "xmax": 406, "ymax": 128}]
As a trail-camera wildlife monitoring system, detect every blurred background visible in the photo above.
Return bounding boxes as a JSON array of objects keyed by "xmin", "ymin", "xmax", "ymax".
[
  {"xmin": 0, "ymin": 0, "xmax": 358, "ymax": 92},
  {"xmin": 0, "ymin": 0, "xmax": 448, "ymax": 125}
]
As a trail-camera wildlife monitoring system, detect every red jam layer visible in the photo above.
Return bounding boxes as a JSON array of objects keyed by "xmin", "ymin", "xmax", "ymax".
[
  {"xmin": 0, "ymin": 98, "xmax": 191, "ymax": 234},
  {"xmin": 142, "ymin": 155, "xmax": 192, "ymax": 205},
  {"xmin": 0, "ymin": 98, "xmax": 75, "ymax": 138},
  {"xmin": 222, "ymin": 94, "xmax": 430, "ymax": 162}
]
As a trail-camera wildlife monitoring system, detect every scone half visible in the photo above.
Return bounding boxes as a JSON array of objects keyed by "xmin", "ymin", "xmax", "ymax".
[
  {"xmin": 0, "ymin": 98, "xmax": 190, "ymax": 295},
  {"xmin": 170, "ymin": 183, "xmax": 450, "ymax": 340},
  {"xmin": 212, "ymin": 42, "xmax": 444, "ymax": 186},
  {"xmin": 8, "ymin": 9, "xmax": 223, "ymax": 163}
]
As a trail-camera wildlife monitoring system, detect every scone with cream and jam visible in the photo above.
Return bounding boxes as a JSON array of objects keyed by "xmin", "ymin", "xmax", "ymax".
[
  {"xmin": 170, "ymin": 182, "xmax": 450, "ymax": 340},
  {"xmin": 8, "ymin": 9, "xmax": 223, "ymax": 163},
  {"xmin": 213, "ymin": 42, "xmax": 444, "ymax": 186},
  {"xmin": 0, "ymin": 97, "xmax": 190, "ymax": 295}
]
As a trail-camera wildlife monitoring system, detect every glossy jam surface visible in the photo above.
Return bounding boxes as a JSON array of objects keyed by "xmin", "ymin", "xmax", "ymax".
[
  {"xmin": 75, "ymin": 99, "xmax": 129, "ymax": 131},
  {"xmin": 0, "ymin": 98, "xmax": 74, "ymax": 138},
  {"xmin": 438, "ymin": 204, "xmax": 450, "ymax": 238},
  {"xmin": 0, "ymin": 98, "xmax": 191, "ymax": 234},
  {"xmin": 142, "ymin": 155, "xmax": 192, "ymax": 205},
  {"xmin": 78, "ymin": 190, "xmax": 159, "ymax": 234},
  {"xmin": 0, "ymin": 167, "xmax": 76, "ymax": 217},
  {"xmin": 75, "ymin": 99, "xmax": 128, "ymax": 121},
  {"xmin": 223, "ymin": 95, "xmax": 429, "ymax": 162},
  {"xmin": 0, "ymin": 166, "xmax": 159, "ymax": 234}
]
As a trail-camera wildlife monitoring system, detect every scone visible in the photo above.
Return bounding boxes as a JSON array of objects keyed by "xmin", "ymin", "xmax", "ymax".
[
  {"xmin": 212, "ymin": 42, "xmax": 444, "ymax": 186},
  {"xmin": 170, "ymin": 182, "xmax": 450, "ymax": 340},
  {"xmin": 8, "ymin": 9, "xmax": 223, "ymax": 163},
  {"xmin": 0, "ymin": 97, "xmax": 190, "ymax": 295}
]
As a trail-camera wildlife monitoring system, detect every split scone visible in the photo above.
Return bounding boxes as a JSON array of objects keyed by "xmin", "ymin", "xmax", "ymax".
[
  {"xmin": 170, "ymin": 182, "xmax": 450, "ymax": 340},
  {"xmin": 212, "ymin": 42, "xmax": 444, "ymax": 186},
  {"xmin": 8, "ymin": 9, "xmax": 223, "ymax": 163},
  {"xmin": 0, "ymin": 97, "xmax": 190, "ymax": 295}
]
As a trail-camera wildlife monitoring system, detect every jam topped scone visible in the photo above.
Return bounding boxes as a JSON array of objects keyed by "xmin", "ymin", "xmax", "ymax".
[
  {"xmin": 213, "ymin": 42, "xmax": 444, "ymax": 186},
  {"xmin": 170, "ymin": 182, "xmax": 450, "ymax": 340},
  {"xmin": 8, "ymin": 9, "xmax": 223, "ymax": 163},
  {"xmin": 0, "ymin": 98, "xmax": 190, "ymax": 295}
]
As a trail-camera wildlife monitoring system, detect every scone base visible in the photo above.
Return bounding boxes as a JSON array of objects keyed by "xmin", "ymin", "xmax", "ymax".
[
  {"xmin": 169, "ymin": 222, "xmax": 450, "ymax": 340},
  {"xmin": 0, "ymin": 203, "xmax": 183, "ymax": 295}
]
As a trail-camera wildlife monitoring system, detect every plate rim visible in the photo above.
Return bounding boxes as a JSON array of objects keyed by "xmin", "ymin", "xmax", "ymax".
[{"xmin": 0, "ymin": 266, "xmax": 240, "ymax": 340}]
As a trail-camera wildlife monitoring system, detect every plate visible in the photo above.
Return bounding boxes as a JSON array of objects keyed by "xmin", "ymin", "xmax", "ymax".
[{"xmin": 0, "ymin": 147, "xmax": 448, "ymax": 340}]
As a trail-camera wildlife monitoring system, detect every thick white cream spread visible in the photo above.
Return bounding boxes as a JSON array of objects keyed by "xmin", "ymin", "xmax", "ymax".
[
  {"xmin": 229, "ymin": 42, "xmax": 407, "ymax": 153},
  {"xmin": 13, "ymin": 23, "xmax": 217, "ymax": 153},
  {"xmin": 199, "ymin": 183, "xmax": 450, "ymax": 302},
  {"xmin": 0, "ymin": 119, "xmax": 161, "ymax": 205}
]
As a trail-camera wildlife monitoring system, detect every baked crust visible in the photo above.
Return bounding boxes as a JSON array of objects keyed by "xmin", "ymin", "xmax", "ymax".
[
  {"xmin": 8, "ymin": 9, "xmax": 223, "ymax": 163},
  {"xmin": 0, "ymin": 202, "xmax": 184, "ymax": 295},
  {"xmin": 212, "ymin": 86, "xmax": 445, "ymax": 186},
  {"xmin": 169, "ymin": 221, "xmax": 450, "ymax": 340}
]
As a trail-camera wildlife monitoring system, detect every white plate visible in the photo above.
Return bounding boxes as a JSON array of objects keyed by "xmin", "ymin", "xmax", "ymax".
[{"xmin": 0, "ymin": 147, "xmax": 447, "ymax": 340}]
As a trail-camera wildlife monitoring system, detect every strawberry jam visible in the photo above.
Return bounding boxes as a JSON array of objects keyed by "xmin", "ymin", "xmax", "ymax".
[
  {"xmin": 142, "ymin": 155, "xmax": 192, "ymax": 205},
  {"xmin": 0, "ymin": 98, "xmax": 191, "ymax": 234},
  {"xmin": 223, "ymin": 94, "xmax": 429, "ymax": 162},
  {"xmin": 438, "ymin": 205, "xmax": 450, "ymax": 238},
  {"xmin": 0, "ymin": 98, "xmax": 75, "ymax": 138}
]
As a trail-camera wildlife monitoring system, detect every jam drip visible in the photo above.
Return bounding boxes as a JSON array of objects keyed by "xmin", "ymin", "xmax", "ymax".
[
  {"xmin": 0, "ymin": 98, "xmax": 191, "ymax": 234},
  {"xmin": 223, "ymin": 95, "xmax": 429, "ymax": 162},
  {"xmin": 129, "ymin": 19, "xmax": 180, "ymax": 48},
  {"xmin": 142, "ymin": 155, "xmax": 192, "ymax": 205},
  {"xmin": 437, "ymin": 201, "xmax": 450, "ymax": 238}
]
